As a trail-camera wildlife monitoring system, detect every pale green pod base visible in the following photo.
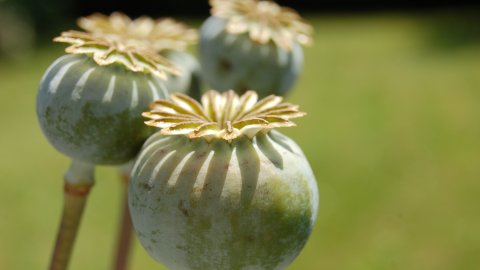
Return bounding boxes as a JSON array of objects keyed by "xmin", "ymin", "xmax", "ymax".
[
  {"xmin": 199, "ymin": 17, "xmax": 303, "ymax": 97},
  {"xmin": 129, "ymin": 131, "xmax": 319, "ymax": 270},
  {"xmin": 36, "ymin": 54, "xmax": 169, "ymax": 165},
  {"xmin": 162, "ymin": 50, "xmax": 202, "ymax": 100}
]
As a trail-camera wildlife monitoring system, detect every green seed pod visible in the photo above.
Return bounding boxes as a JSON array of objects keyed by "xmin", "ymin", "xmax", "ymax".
[
  {"xmin": 129, "ymin": 90, "xmax": 318, "ymax": 269},
  {"xmin": 36, "ymin": 14, "xmax": 179, "ymax": 165},
  {"xmin": 163, "ymin": 50, "xmax": 202, "ymax": 99},
  {"xmin": 77, "ymin": 13, "xmax": 201, "ymax": 97},
  {"xmin": 37, "ymin": 54, "xmax": 171, "ymax": 164},
  {"xmin": 199, "ymin": 0, "xmax": 313, "ymax": 97}
]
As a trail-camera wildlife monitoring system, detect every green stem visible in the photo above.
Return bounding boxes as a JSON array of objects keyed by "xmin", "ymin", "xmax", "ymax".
[
  {"xmin": 49, "ymin": 160, "xmax": 95, "ymax": 270},
  {"xmin": 112, "ymin": 163, "xmax": 134, "ymax": 270}
]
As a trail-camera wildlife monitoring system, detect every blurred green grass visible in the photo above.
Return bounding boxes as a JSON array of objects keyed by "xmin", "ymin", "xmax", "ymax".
[{"xmin": 1, "ymin": 13, "xmax": 480, "ymax": 270}]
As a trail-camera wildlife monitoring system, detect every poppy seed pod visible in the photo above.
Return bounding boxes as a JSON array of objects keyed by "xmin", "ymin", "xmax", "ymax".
[
  {"xmin": 199, "ymin": 0, "xmax": 313, "ymax": 97},
  {"xmin": 37, "ymin": 54, "xmax": 171, "ymax": 164},
  {"xmin": 162, "ymin": 50, "xmax": 202, "ymax": 98},
  {"xmin": 129, "ymin": 90, "xmax": 319, "ymax": 269},
  {"xmin": 36, "ymin": 13, "xmax": 201, "ymax": 270},
  {"xmin": 78, "ymin": 13, "xmax": 201, "ymax": 97},
  {"xmin": 36, "ymin": 14, "xmax": 179, "ymax": 164}
]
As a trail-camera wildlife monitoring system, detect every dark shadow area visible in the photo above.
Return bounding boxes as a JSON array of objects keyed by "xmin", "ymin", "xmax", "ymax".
[
  {"xmin": 173, "ymin": 140, "xmax": 210, "ymax": 211},
  {"xmin": 69, "ymin": 1, "xmax": 480, "ymax": 18},
  {"xmin": 256, "ymin": 133, "xmax": 284, "ymax": 170},
  {"xmin": 197, "ymin": 140, "xmax": 233, "ymax": 206},
  {"xmin": 235, "ymin": 138, "xmax": 260, "ymax": 205},
  {"xmin": 269, "ymin": 131, "xmax": 295, "ymax": 154},
  {"xmin": 3, "ymin": 0, "xmax": 479, "ymax": 43},
  {"xmin": 150, "ymin": 139, "xmax": 206, "ymax": 195},
  {"xmin": 136, "ymin": 136, "xmax": 266, "ymax": 214},
  {"xmin": 135, "ymin": 137, "xmax": 186, "ymax": 193},
  {"xmin": 420, "ymin": 8, "xmax": 480, "ymax": 51}
]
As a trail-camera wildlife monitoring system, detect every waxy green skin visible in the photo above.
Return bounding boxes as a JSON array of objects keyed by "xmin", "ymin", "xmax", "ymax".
[
  {"xmin": 37, "ymin": 54, "xmax": 169, "ymax": 164},
  {"xmin": 163, "ymin": 50, "xmax": 202, "ymax": 100},
  {"xmin": 199, "ymin": 17, "xmax": 304, "ymax": 97},
  {"xmin": 129, "ymin": 131, "xmax": 318, "ymax": 270}
]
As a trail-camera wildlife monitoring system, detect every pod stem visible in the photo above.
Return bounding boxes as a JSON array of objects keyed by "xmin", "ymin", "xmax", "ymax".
[
  {"xmin": 50, "ymin": 160, "xmax": 95, "ymax": 270},
  {"xmin": 112, "ymin": 163, "xmax": 134, "ymax": 270}
]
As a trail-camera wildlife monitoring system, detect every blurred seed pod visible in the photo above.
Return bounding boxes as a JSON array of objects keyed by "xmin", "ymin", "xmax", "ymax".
[
  {"xmin": 162, "ymin": 50, "xmax": 202, "ymax": 99},
  {"xmin": 199, "ymin": 0, "xmax": 313, "ymax": 97},
  {"xmin": 77, "ymin": 12, "xmax": 202, "ymax": 97}
]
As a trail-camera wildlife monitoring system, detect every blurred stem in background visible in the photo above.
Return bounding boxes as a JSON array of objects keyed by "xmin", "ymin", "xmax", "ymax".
[
  {"xmin": 112, "ymin": 164, "xmax": 135, "ymax": 270},
  {"xmin": 0, "ymin": 4, "xmax": 35, "ymax": 60}
]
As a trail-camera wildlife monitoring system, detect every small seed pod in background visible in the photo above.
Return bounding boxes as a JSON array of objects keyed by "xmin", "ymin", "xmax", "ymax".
[
  {"xmin": 162, "ymin": 50, "xmax": 202, "ymax": 99},
  {"xmin": 199, "ymin": 0, "xmax": 313, "ymax": 97},
  {"xmin": 130, "ymin": 90, "xmax": 319, "ymax": 270},
  {"xmin": 77, "ymin": 12, "xmax": 201, "ymax": 97}
]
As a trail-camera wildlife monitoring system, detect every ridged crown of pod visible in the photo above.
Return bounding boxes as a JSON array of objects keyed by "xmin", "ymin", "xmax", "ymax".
[
  {"xmin": 75, "ymin": 12, "xmax": 202, "ymax": 96},
  {"xmin": 129, "ymin": 90, "xmax": 319, "ymax": 270},
  {"xmin": 36, "ymin": 12, "xmax": 181, "ymax": 165},
  {"xmin": 210, "ymin": 0, "xmax": 313, "ymax": 50},
  {"xmin": 199, "ymin": 0, "xmax": 313, "ymax": 96},
  {"xmin": 143, "ymin": 90, "xmax": 306, "ymax": 141},
  {"xmin": 77, "ymin": 12, "xmax": 198, "ymax": 52}
]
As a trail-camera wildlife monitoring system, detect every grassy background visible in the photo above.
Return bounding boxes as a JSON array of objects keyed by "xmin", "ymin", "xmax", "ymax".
[{"xmin": 1, "ymin": 12, "xmax": 480, "ymax": 269}]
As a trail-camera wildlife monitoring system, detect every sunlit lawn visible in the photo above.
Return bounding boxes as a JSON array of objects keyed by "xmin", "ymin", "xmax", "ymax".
[{"xmin": 1, "ymin": 12, "xmax": 479, "ymax": 270}]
